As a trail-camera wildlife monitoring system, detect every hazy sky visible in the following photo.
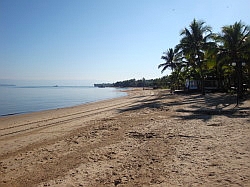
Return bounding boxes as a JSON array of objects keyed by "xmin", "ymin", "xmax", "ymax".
[{"xmin": 0, "ymin": 0, "xmax": 249, "ymax": 85}]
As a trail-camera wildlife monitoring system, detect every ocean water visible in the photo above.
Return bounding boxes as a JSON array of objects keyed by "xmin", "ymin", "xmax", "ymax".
[{"xmin": 0, "ymin": 86, "xmax": 127, "ymax": 116}]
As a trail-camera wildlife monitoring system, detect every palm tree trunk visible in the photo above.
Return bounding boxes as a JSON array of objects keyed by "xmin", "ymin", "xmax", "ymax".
[
  {"xmin": 201, "ymin": 73, "xmax": 205, "ymax": 95},
  {"xmin": 197, "ymin": 54, "xmax": 205, "ymax": 95},
  {"xmin": 170, "ymin": 69, "xmax": 174, "ymax": 93},
  {"xmin": 237, "ymin": 62, "xmax": 243, "ymax": 100},
  {"xmin": 199, "ymin": 65, "xmax": 205, "ymax": 95}
]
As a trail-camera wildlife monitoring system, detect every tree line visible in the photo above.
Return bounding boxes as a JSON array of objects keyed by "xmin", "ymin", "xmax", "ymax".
[
  {"xmin": 94, "ymin": 77, "xmax": 171, "ymax": 88},
  {"xmin": 113, "ymin": 77, "xmax": 172, "ymax": 88},
  {"xmin": 158, "ymin": 19, "xmax": 250, "ymax": 95}
]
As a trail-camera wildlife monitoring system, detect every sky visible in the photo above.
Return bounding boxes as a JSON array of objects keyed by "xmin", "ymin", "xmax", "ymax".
[{"xmin": 0, "ymin": 0, "xmax": 249, "ymax": 85}]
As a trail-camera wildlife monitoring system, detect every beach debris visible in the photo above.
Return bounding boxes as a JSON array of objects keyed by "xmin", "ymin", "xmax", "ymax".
[
  {"xmin": 127, "ymin": 131, "xmax": 158, "ymax": 139},
  {"xmin": 114, "ymin": 178, "xmax": 121, "ymax": 186},
  {"xmin": 207, "ymin": 122, "xmax": 222, "ymax": 127}
]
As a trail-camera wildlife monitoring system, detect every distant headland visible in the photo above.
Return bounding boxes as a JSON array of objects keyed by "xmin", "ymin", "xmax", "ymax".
[
  {"xmin": 94, "ymin": 78, "xmax": 161, "ymax": 88},
  {"xmin": 0, "ymin": 84, "xmax": 16, "ymax": 87}
]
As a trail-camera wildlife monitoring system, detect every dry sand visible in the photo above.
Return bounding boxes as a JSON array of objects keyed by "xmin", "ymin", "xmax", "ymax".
[{"xmin": 0, "ymin": 88, "xmax": 249, "ymax": 187}]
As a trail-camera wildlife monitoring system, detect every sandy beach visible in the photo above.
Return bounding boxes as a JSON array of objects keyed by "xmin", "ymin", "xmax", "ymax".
[{"xmin": 0, "ymin": 88, "xmax": 249, "ymax": 187}]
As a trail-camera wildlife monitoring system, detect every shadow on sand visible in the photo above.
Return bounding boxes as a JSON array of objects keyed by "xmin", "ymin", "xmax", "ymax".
[{"xmin": 118, "ymin": 91, "xmax": 250, "ymax": 122}]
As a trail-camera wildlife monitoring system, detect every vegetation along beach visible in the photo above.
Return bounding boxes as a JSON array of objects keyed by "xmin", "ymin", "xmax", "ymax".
[{"xmin": 1, "ymin": 0, "xmax": 250, "ymax": 186}]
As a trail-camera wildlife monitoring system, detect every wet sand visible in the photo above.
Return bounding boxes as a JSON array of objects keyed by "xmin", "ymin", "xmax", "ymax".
[{"xmin": 0, "ymin": 89, "xmax": 249, "ymax": 187}]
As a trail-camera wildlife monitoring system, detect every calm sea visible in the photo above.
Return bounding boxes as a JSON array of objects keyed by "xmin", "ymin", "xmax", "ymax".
[{"xmin": 0, "ymin": 86, "xmax": 127, "ymax": 116}]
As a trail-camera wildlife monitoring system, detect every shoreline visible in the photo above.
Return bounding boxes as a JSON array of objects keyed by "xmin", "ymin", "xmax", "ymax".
[
  {"xmin": 0, "ymin": 88, "xmax": 148, "ymax": 153},
  {"xmin": 0, "ymin": 89, "xmax": 249, "ymax": 187}
]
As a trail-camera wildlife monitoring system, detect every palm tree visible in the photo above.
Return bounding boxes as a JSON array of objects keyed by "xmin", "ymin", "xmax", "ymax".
[
  {"xmin": 158, "ymin": 48, "xmax": 176, "ymax": 73},
  {"xmin": 175, "ymin": 19, "xmax": 214, "ymax": 95},
  {"xmin": 158, "ymin": 48, "xmax": 176, "ymax": 92},
  {"xmin": 217, "ymin": 21, "xmax": 250, "ymax": 60},
  {"xmin": 216, "ymin": 21, "xmax": 250, "ymax": 102}
]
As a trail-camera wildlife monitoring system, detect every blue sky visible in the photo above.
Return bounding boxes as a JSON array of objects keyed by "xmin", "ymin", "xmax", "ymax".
[{"xmin": 0, "ymin": 0, "xmax": 249, "ymax": 85}]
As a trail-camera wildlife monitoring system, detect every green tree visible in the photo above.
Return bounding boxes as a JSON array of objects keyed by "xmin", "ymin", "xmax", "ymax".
[
  {"xmin": 176, "ymin": 19, "xmax": 214, "ymax": 95},
  {"xmin": 158, "ymin": 48, "xmax": 177, "ymax": 92},
  {"xmin": 158, "ymin": 48, "xmax": 176, "ymax": 73},
  {"xmin": 216, "ymin": 21, "xmax": 250, "ymax": 98}
]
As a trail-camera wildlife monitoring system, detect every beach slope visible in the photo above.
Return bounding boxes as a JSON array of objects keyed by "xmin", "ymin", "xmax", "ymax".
[{"xmin": 0, "ymin": 89, "xmax": 249, "ymax": 187}]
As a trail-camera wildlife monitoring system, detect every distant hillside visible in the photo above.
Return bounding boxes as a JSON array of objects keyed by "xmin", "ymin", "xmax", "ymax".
[
  {"xmin": 0, "ymin": 84, "xmax": 16, "ymax": 87},
  {"xmin": 94, "ymin": 83, "xmax": 114, "ymax": 88}
]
